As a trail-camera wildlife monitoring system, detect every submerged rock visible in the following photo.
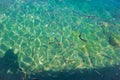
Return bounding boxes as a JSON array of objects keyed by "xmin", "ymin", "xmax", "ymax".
[
  {"xmin": 108, "ymin": 33, "xmax": 120, "ymax": 48},
  {"xmin": 0, "ymin": 0, "xmax": 120, "ymax": 78}
]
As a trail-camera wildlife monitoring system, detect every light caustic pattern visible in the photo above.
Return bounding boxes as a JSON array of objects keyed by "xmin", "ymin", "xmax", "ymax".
[{"xmin": 0, "ymin": 0, "xmax": 120, "ymax": 73}]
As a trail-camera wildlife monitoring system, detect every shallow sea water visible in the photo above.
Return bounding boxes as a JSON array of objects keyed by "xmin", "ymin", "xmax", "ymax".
[{"xmin": 0, "ymin": 0, "xmax": 120, "ymax": 80}]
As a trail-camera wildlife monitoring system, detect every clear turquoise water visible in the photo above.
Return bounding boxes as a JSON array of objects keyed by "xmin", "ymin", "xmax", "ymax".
[{"xmin": 0, "ymin": 0, "xmax": 120, "ymax": 80}]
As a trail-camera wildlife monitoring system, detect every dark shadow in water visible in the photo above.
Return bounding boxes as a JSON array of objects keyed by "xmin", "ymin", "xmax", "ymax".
[
  {"xmin": 28, "ymin": 65, "xmax": 120, "ymax": 80},
  {"xmin": 0, "ymin": 49, "xmax": 120, "ymax": 80},
  {"xmin": 0, "ymin": 49, "xmax": 23, "ymax": 80}
]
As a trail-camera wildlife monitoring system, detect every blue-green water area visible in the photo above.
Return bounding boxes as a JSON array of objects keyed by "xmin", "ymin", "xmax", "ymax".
[{"xmin": 0, "ymin": 0, "xmax": 120, "ymax": 80}]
